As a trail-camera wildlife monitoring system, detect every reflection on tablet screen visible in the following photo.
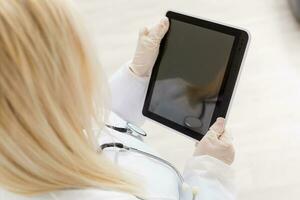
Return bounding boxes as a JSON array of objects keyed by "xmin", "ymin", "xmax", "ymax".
[{"xmin": 149, "ymin": 19, "xmax": 235, "ymax": 135}]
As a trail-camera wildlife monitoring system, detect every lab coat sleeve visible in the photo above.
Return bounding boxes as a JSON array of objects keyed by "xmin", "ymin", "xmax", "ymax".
[
  {"xmin": 109, "ymin": 61, "xmax": 149, "ymax": 126},
  {"xmin": 181, "ymin": 155, "xmax": 236, "ymax": 200}
]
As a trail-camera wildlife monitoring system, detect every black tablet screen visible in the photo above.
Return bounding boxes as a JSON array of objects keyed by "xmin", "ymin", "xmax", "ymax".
[{"xmin": 149, "ymin": 19, "xmax": 235, "ymax": 135}]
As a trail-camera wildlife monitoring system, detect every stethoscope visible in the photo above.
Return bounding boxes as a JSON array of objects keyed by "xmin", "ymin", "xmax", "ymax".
[
  {"xmin": 105, "ymin": 122, "xmax": 147, "ymax": 139},
  {"xmin": 99, "ymin": 122, "xmax": 199, "ymax": 200}
]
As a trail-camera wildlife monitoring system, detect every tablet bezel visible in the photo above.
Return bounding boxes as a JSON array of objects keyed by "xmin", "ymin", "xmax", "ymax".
[{"xmin": 142, "ymin": 11, "xmax": 249, "ymax": 141}]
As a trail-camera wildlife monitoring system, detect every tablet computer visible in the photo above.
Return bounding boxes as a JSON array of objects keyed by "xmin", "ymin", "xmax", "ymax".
[{"xmin": 142, "ymin": 11, "xmax": 249, "ymax": 141}]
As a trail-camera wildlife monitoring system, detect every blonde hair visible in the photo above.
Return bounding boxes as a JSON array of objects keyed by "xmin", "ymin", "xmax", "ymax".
[{"xmin": 0, "ymin": 0, "xmax": 137, "ymax": 196}]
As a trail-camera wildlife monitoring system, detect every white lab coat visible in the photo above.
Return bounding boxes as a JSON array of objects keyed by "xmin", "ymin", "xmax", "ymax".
[{"xmin": 0, "ymin": 63, "xmax": 235, "ymax": 200}]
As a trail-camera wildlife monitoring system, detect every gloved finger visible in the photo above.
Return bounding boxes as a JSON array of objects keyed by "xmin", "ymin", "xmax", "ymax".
[
  {"xmin": 139, "ymin": 27, "xmax": 149, "ymax": 37},
  {"xmin": 220, "ymin": 130, "xmax": 233, "ymax": 144},
  {"xmin": 209, "ymin": 117, "xmax": 225, "ymax": 135},
  {"xmin": 148, "ymin": 17, "xmax": 169, "ymax": 40},
  {"xmin": 205, "ymin": 129, "xmax": 220, "ymax": 141}
]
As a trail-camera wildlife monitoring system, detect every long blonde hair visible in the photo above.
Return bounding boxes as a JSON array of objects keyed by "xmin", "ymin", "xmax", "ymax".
[{"xmin": 0, "ymin": 0, "xmax": 137, "ymax": 196}]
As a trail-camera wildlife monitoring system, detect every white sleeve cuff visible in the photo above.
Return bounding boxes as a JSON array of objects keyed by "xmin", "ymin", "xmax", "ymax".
[
  {"xmin": 183, "ymin": 155, "xmax": 236, "ymax": 196},
  {"xmin": 184, "ymin": 155, "xmax": 234, "ymax": 181}
]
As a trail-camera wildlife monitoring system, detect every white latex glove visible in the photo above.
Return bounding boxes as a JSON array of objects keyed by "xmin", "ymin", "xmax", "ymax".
[
  {"xmin": 129, "ymin": 17, "xmax": 169, "ymax": 77},
  {"xmin": 194, "ymin": 118, "xmax": 235, "ymax": 165}
]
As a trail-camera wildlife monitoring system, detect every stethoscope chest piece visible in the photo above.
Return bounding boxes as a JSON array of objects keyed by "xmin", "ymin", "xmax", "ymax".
[
  {"xmin": 127, "ymin": 122, "xmax": 147, "ymax": 137},
  {"xmin": 105, "ymin": 122, "xmax": 147, "ymax": 138}
]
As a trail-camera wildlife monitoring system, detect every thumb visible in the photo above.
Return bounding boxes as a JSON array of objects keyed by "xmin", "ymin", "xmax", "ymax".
[
  {"xmin": 220, "ymin": 130, "xmax": 233, "ymax": 144},
  {"xmin": 148, "ymin": 17, "xmax": 169, "ymax": 40},
  {"xmin": 209, "ymin": 117, "xmax": 225, "ymax": 135},
  {"xmin": 139, "ymin": 27, "xmax": 149, "ymax": 37}
]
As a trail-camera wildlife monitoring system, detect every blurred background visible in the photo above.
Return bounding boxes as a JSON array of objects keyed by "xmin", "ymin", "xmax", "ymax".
[{"xmin": 74, "ymin": 0, "xmax": 300, "ymax": 199}]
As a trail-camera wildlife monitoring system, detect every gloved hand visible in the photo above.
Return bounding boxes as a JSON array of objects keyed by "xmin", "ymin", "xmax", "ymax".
[
  {"xmin": 129, "ymin": 17, "xmax": 169, "ymax": 77},
  {"xmin": 193, "ymin": 118, "xmax": 235, "ymax": 165}
]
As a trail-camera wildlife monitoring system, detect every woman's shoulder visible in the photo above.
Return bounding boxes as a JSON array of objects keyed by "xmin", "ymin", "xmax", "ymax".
[{"xmin": 0, "ymin": 188, "xmax": 138, "ymax": 200}]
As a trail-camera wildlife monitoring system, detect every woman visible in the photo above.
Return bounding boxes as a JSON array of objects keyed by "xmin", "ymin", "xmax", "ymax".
[{"xmin": 0, "ymin": 0, "xmax": 235, "ymax": 199}]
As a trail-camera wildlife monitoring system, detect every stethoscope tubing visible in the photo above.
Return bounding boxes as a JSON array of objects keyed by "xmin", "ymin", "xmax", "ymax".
[
  {"xmin": 99, "ymin": 142, "xmax": 184, "ymax": 184},
  {"xmin": 102, "ymin": 123, "xmax": 198, "ymax": 200}
]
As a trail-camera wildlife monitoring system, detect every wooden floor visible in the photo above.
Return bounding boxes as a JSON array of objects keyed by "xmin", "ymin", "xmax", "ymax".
[{"xmin": 75, "ymin": 0, "xmax": 300, "ymax": 199}]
